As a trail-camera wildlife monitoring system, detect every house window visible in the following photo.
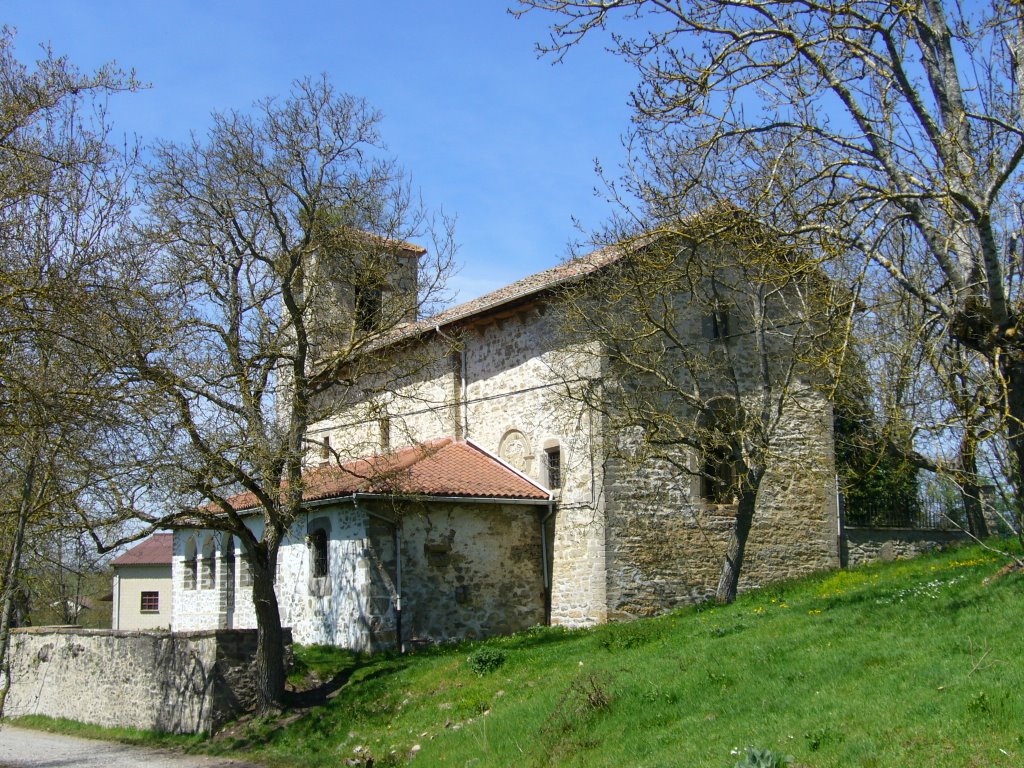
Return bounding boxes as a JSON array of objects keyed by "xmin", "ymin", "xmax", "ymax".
[
  {"xmin": 701, "ymin": 442, "xmax": 736, "ymax": 504},
  {"xmin": 140, "ymin": 591, "xmax": 159, "ymax": 613},
  {"xmin": 702, "ymin": 309, "xmax": 730, "ymax": 340},
  {"xmin": 310, "ymin": 529, "xmax": 329, "ymax": 578},
  {"xmin": 354, "ymin": 284, "xmax": 384, "ymax": 331},
  {"xmin": 319, "ymin": 435, "xmax": 331, "ymax": 462},
  {"xmin": 700, "ymin": 399, "xmax": 739, "ymax": 505},
  {"xmin": 545, "ymin": 447, "xmax": 562, "ymax": 489}
]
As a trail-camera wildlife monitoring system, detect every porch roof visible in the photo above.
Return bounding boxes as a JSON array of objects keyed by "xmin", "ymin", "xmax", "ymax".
[{"xmin": 224, "ymin": 438, "xmax": 551, "ymax": 512}]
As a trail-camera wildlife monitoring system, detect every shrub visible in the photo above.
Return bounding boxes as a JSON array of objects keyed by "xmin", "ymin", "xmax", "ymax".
[
  {"xmin": 733, "ymin": 746, "xmax": 793, "ymax": 768},
  {"xmin": 467, "ymin": 646, "xmax": 506, "ymax": 675}
]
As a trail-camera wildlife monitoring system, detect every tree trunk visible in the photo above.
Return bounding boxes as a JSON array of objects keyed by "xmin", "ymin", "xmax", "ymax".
[
  {"xmin": 958, "ymin": 431, "xmax": 989, "ymax": 539},
  {"xmin": 0, "ymin": 453, "xmax": 35, "ymax": 719},
  {"xmin": 715, "ymin": 486, "xmax": 757, "ymax": 604},
  {"xmin": 1001, "ymin": 357, "xmax": 1024, "ymax": 546},
  {"xmin": 249, "ymin": 551, "xmax": 286, "ymax": 713}
]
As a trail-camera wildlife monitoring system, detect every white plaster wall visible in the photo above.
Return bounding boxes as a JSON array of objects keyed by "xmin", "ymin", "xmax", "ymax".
[
  {"xmin": 172, "ymin": 506, "xmax": 384, "ymax": 650},
  {"xmin": 112, "ymin": 565, "xmax": 172, "ymax": 630}
]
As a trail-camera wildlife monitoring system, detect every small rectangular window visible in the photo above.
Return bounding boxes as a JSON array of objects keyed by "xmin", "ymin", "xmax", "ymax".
[
  {"xmin": 546, "ymin": 447, "xmax": 561, "ymax": 489},
  {"xmin": 310, "ymin": 529, "xmax": 329, "ymax": 579},
  {"xmin": 319, "ymin": 435, "xmax": 331, "ymax": 462},
  {"xmin": 140, "ymin": 591, "xmax": 160, "ymax": 613}
]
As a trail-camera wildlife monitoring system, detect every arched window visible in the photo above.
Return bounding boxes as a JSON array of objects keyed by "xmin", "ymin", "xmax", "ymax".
[
  {"xmin": 201, "ymin": 537, "xmax": 217, "ymax": 589},
  {"xmin": 699, "ymin": 399, "xmax": 740, "ymax": 505},
  {"xmin": 183, "ymin": 537, "xmax": 198, "ymax": 590},
  {"xmin": 310, "ymin": 529, "xmax": 329, "ymax": 578},
  {"xmin": 224, "ymin": 537, "xmax": 237, "ymax": 591},
  {"xmin": 307, "ymin": 517, "xmax": 332, "ymax": 596}
]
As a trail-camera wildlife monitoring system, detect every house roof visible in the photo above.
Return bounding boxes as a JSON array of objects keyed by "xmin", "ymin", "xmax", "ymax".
[
  {"xmin": 420, "ymin": 242, "xmax": 625, "ymax": 331},
  {"xmin": 111, "ymin": 533, "xmax": 173, "ymax": 567},
  {"xmin": 221, "ymin": 438, "xmax": 551, "ymax": 513},
  {"xmin": 311, "ymin": 238, "xmax": 642, "ymax": 386}
]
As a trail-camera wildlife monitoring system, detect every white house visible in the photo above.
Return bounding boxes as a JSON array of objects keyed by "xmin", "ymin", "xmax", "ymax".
[{"xmin": 111, "ymin": 533, "xmax": 173, "ymax": 630}]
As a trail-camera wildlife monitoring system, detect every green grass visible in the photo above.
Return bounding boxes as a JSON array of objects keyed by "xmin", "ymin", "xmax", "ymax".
[{"xmin": 12, "ymin": 542, "xmax": 1024, "ymax": 767}]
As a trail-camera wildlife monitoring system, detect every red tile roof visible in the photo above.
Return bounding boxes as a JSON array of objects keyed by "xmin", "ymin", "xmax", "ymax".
[
  {"xmin": 111, "ymin": 533, "xmax": 173, "ymax": 567},
  {"xmin": 222, "ymin": 438, "xmax": 550, "ymax": 513}
]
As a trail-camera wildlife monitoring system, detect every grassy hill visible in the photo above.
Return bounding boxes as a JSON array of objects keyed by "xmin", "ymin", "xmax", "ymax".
[{"xmin": 18, "ymin": 542, "xmax": 1024, "ymax": 767}]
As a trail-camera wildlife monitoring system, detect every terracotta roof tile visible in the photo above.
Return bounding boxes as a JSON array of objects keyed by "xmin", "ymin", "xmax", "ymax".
[
  {"xmin": 222, "ymin": 438, "xmax": 550, "ymax": 513},
  {"xmin": 111, "ymin": 533, "xmax": 173, "ymax": 567}
]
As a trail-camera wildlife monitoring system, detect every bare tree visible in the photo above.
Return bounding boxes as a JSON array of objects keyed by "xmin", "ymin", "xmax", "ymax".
[
  {"xmin": 99, "ymin": 76, "xmax": 455, "ymax": 711},
  {"xmin": 553, "ymin": 208, "xmax": 850, "ymax": 603},
  {"xmin": 0, "ymin": 28, "xmax": 139, "ymax": 717},
  {"xmin": 516, "ymin": 0, "xmax": 1024, "ymax": 531}
]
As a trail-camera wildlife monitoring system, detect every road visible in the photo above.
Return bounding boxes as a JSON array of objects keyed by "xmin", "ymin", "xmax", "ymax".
[{"xmin": 0, "ymin": 725, "xmax": 261, "ymax": 768}]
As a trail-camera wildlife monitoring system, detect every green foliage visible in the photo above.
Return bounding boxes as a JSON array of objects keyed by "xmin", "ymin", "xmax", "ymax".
[
  {"xmin": 287, "ymin": 644, "xmax": 360, "ymax": 688},
  {"xmin": 833, "ymin": 370, "xmax": 921, "ymax": 526},
  {"xmin": 12, "ymin": 542, "xmax": 1024, "ymax": 767},
  {"xmin": 467, "ymin": 646, "xmax": 506, "ymax": 675},
  {"xmin": 733, "ymin": 746, "xmax": 793, "ymax": 768}
]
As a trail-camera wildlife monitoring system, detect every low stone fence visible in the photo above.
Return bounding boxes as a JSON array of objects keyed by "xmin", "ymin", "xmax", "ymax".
[
  {"xmin": 842, "ymin": 527, "xmax": 970, "ymax": 567},
  {"xmin": 2, "ymin": 627, "xmax": 289, "ymax": 734}
]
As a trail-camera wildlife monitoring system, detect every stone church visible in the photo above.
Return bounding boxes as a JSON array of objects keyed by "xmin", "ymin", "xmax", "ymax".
[{"xmin": 171, "ymin": 233, "xmax": 840, "ymax": 650}]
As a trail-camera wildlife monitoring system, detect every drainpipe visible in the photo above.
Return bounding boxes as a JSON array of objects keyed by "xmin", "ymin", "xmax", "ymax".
[
  {"xmin": 356, "ymin": 496, "xmax": 404, "ymax": 654},
  {"xmin": 394, "ymin": 524, "xmax": 403, "ymax": 653}
]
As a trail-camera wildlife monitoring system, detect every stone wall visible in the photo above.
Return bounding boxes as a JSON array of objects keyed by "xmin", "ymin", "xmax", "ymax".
[
  {"xmin": 307, "ymin": 304, "xmax": 609, "ymax": 628},
  {"xmin": 2, "ymin": 627, "xmax": 285, "ymax": 733},
  {"xmin": 173, "ymin": 510, "xmax": 380, "ymax": 650},
  {"xmin": 603, "ymin": 389, "xmax": 841, "ymax": 618},
  {"xmin": 842, "ymin": 528, "xmax": 969, "ymax": 567},
  {"xmin": 368, "ymin": 499, "xmax": 548, "ymax": 645},
  {"xmin": 171, "ymin": 497, "xmax": 547, "ymax": 651}
]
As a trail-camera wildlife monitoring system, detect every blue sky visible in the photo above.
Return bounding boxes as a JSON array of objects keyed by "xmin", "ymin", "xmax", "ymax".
[{"xmin": 4, "ymin": 1, "xmax": 637, "ymax": 304}]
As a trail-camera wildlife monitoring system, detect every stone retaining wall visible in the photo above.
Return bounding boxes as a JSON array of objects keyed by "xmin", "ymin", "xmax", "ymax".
[
  {"xmin": 842, "ymin": 528, "xmax": 970, "ymax": 567},
  {"xmin": 2, "ymin": 627, "xmax": 287, "ymax": 733}
]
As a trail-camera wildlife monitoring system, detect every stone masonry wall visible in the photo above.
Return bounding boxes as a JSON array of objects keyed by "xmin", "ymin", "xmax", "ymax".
[
  {"xmin": 460, "ymin": 308, "xmax": 606, "ymax": 627},
  {"xmin": 306, "ymin": 304, "xmax": 608, "ymax": 629},
  {"xmin": 843, "ymin": 528, "xmax": 969, "ymax": 567},
  {"xmin": 2, "ymin": 627, "xmax": 286, "ymax": 733},
  {"xmin": 173, "ymin": 508, "xmax": 381, "ymax": 651},
  {"xmin": 367, "ymin": 499, "xmax": 547, "ymax": 644},
  {"xmin": 604, "ymin": 389, "xmax": 840, "ymax": 618}
]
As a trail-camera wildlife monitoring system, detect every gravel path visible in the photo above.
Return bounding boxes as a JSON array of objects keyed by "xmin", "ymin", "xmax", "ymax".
[{"xmin": 0, "ymin": 725, "xmax": 261, "ymax": 768}]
